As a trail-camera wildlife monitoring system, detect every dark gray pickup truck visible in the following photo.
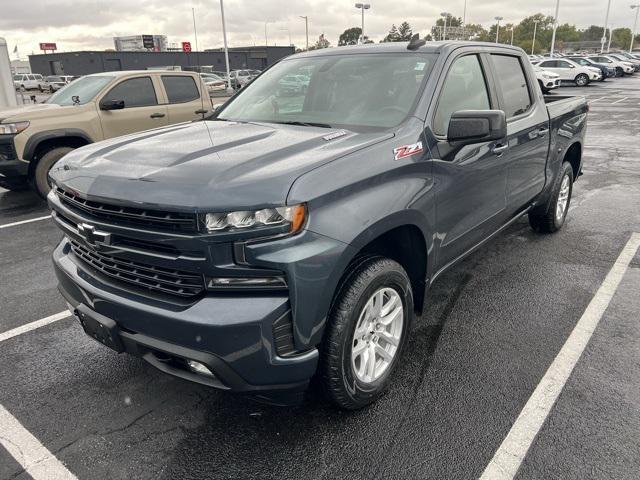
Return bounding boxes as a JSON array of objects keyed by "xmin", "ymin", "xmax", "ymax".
[{"xmin": 47, "ymin": 40, "xmax": 587, "ymax": 409}]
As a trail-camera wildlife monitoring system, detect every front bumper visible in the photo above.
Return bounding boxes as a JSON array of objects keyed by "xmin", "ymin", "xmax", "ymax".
[
  {"xmin": 53, "ymin": 239, "xmax": 320, "ymax": 404},
  {"xmin": 0, "ymin": 134, "xmax": 28, "ymax": 181}
]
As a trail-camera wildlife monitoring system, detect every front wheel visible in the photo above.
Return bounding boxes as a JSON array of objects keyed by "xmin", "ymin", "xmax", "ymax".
[
  {"xmin": 529, "ymin": 162, "xmax": 574, "ymax": 233},
  {"xmin": 574, "ymin": 74, "xmax": 589, "ymax": 87},
  {"xmin": 32, "ymin": 146, "xmax": 75, "ymax": 199},
  {"xmin": 320, "ymin": 257, "xmax": 413, "ymax": 409}
]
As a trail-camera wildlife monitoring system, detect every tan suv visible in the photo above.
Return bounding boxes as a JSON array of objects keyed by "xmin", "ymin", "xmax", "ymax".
[{"xmin": 0, "ymin": 70, "xmax": 212, "ymax": 197}]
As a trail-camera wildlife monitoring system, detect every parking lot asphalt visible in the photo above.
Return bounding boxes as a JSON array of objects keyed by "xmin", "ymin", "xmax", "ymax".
[{"xmin": 1, "ymin": 77, "xmax": 640, "ymax": 480}]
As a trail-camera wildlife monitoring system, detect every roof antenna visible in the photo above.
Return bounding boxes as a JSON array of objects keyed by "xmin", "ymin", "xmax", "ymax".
[{"xmin": 407, "ymin": 33, "xmax": 426, "ymax": 51}]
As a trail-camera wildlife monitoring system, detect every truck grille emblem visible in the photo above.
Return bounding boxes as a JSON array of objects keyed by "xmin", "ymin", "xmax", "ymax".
[{"xmin": 77, "ymin": 223, "xmax": 111, "ymax": 249}]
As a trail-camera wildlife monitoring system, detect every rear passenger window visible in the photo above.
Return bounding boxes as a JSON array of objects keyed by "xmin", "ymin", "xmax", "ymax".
[
  {"xmin": 103, "ymin": 77, "xmax": 157, "ymax": 108},
  {"xmin": 433, "ymin": 55, "xmax": 491, "ymax": 136},
  {"xmin": 161, "ymin": 76, "xmax": 200, "ymax": 103},
  {"xmin": 491, "ymin": 55, "xmax": 532, "ymax": 119}
]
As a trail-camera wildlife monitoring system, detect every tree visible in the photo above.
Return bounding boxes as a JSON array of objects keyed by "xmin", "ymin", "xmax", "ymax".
[
  {"xmin": 397, "ymin": 22, "xmax": 413, "ymax": 41},
  {"xmin": 339, "ymin": 27, "xmax": 367, "ymax": 46},
  {"xmin": 431, "ymin": 15, "xmax": 462, "ymax": 40},
  {"xmin": 309, "ymin": 34, "xmax": 330, "ymax": 50},
  {"xmin": 382, "ymin": 24, "xmax": 400, "ymax": 42}
]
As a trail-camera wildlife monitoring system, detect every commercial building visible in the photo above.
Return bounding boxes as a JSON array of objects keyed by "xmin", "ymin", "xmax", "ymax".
[
  {"xmin": 113, "ymin": 35, "xmax": 168, "ymax": 52},
  {"xmin": 10, "ymin": 59, "xmax": 31, "ymax": 74},
  {"xmin": 28, "ymin": 46, "xmax": 294, "ymax": 76}
]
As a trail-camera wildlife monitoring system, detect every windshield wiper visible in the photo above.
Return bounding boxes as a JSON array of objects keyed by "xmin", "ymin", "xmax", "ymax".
[{"xmin": 271, "ymin": 120, "xmax": 333, "ymax": 128}]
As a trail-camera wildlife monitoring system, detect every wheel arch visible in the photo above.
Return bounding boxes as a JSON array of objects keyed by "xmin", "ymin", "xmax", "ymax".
[{"xmin": 23, "ymin": 129, "xmax": 93, "ymax": 173}]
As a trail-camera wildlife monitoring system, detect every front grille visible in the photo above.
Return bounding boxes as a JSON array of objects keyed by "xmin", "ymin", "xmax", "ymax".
[
  {"xmin": 70, "ymin": 240, "xmax": 205, "ymax": 298},
  {"xmin": 56, "ymin": 187, "xmax": 197, "ymax": 233}
]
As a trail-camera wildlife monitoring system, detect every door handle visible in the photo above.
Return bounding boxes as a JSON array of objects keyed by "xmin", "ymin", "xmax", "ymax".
[
  {"xmin": 492, "ymin": 144, "xmax": 509, "ymax": 156},
  {"xmin": 195, "ymin": 109, "xmax": 208, "ymax": 115},
  {"xmin": 150, "ymin": 113, "xmax": 165, "ymax": 119},
  {"xmin": 537, "ymin": 128, "xmax": 549, "ymax": 137}
]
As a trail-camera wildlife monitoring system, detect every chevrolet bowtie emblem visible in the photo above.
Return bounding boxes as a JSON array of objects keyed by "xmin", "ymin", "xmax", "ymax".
[{"xmin": 77, "ymin": 223, "xmax": 111, "ymax": 249}]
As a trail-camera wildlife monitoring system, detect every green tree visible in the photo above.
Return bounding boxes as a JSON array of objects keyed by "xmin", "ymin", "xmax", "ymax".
[
  {"xmin": 431, "ymin": 15, "xmax": 462, "ymax": 40},
  {"xmin": 339, "ymin": 27, "xmax": 367, "ymax": 46},
  {"xmin": 382, "ymin": 24, "xmax": 400, "ymax": 42},
  {"xmin": 397, "ymin": 22, "xmax": 413, "ymax": 41}
]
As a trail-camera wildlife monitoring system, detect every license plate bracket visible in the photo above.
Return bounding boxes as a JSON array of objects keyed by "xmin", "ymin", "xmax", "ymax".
[{"xmin": 76, "ymin": 307, "xmax": 125, "ymax": 353}]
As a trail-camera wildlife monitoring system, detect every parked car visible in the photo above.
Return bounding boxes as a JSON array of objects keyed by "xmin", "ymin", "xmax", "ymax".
[
  {"xmin": 564, "ymin": 56, "xmax": 615, "ymax": 81},
  {"xmin": 533, "ymin": 65, "xmax": 561, "ymax": 93},
  {"xmin": 276, "ymin": 74, "xmax": 310, "ymax": 96},
  {"xmin": 44, "ymin": 76, "xmax": 68, "ymax": 92},
  {"xmin": 13, "ymin": 73, "xmax": 46, "ymax": 91},
  {"xmin": 606, "ymin": 53, "xmax": 640, "ymax": 72},
  {"xmin": 46, "ymin": 41, "xmax": 588, "ymax": 409},
  {"xmin": 587, "ymin": 55, "xmax": 635, "ymax": 76},
  {"xmin": 0, "ymin": 70, "xmax": 212, "ymax": 196},
  {"xmin": 229, "ymin": 69, "xmax": 260, "ymax": 89},
  {"xmin": 535, "ymin": 58, "xmax": 601, "ymax": 86},
  {"xmin": 200, "ymin": 73, "xmax": 227, "ymax": 95},
  {"xmin": 59, "ymin": 75, "xmax": 78, "ymax": 84}
]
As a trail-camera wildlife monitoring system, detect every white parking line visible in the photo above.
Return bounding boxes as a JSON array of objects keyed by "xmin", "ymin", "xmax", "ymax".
[
  {"xmin": 0, "ymin": 311, "xmax": 70, "ymax": 343},
  {"xmin": 0, "ymin": 403, "xmax": 77, "ymax": 480},
  {"xmin": 588, "ymin": 96, "xmax": 608, "ymax": 103},
  {"xmin": 0, "ymin": 215, "xmax": 51, "ymax": 229},
  {"xmin": 611, "ymin": 97, "xmax": 628, "ymax": 105},
  {"xmin": 480, "ymin": 232, "xmax": 640, "ymax": 480}
]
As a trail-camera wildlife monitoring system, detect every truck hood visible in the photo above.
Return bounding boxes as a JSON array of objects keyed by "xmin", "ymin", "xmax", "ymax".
[
  {"xmin": 0, "ymin": 103, "xmax": 83, "ymax": 123},
  {"xmin": 50, "ymin": 120, "xmax": 393, "ymax": 211}
]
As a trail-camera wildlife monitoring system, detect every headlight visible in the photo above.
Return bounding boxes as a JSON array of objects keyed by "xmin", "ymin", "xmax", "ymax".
[
  {"xmin": 0, "ymin": 121, "xmax": 29, "ymax": 135},
  {"xmin": 204, "ymin": 204, "xmax": 306, "ymax": 234}
]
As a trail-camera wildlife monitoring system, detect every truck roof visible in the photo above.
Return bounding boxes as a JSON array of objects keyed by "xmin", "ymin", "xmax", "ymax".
[
  {"xmin": 294, "ymin": 41, "xmax": 525, "ymax": 58},
  {"xmin": 89, "ymin": 70, "xmax": 197, "ymax": 77}
]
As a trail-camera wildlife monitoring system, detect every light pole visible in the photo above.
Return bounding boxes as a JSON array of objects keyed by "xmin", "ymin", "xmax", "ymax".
[
  {"xmin": 355, "ymin": 4, "xmax": 371, "ymax": 43},
  {"xmin": 607, "ymin": 27, "xmax": 613, "ymax": 52},
  {"xmin": 549, "ymin": 0, "xmax": 561, "ymax": 56},
  {"xmin": 299, "ymin": 16, "xmax": 309, "ymax": 50},
  {"xmin": 495, "ymin": 16, "xmax": 503, "ymax": 43},
  {"xmin": 192, "ymin": 8, "xmax": 199, "ymax": 51},
  {"xmin": 602, "ymin": 0, "xmax": 612, "ymax": 53},
  {"xmin": 631, "ymin": 5, "xmax": 640, "ymax": 52},
  {"xmin": 219, "ymin": 0, "xmax": 233, "ymax": 94},
  {"xmin": 441, "ymin": 12, "xmax": 450, "ymax": 40},
  {"xmin": 463, "ymin": 0, "xmax": 467, "ymax": 26},
  {"xmin": 264, "ymin": 22, "xmax": 271, "ymax": 46},
  {"xmin": 509, "ymin": 26, "xmax": 514, "ymax": 45},
  {"xmin": 532, "ymin": 20, "xmax": 539, "ymax": 54}
]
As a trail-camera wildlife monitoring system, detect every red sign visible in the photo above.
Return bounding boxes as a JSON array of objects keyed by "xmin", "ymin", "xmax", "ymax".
[
  {"xmin": 39, "ymin": 42, "xmax": 57, "ymax": 51},
  {"xmin": 182, "ymin": 42, "xmax": 192, "ymax": 53}
]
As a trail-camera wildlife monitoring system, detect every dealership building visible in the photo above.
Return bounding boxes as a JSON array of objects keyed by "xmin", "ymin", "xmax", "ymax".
[{"xmin": 28, "ymin": 46, "xmax": 295, "ymax": 76}]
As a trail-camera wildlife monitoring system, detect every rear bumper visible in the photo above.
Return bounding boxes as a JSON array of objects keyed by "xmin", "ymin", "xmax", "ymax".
[{"xmin": 53, "ymin": 238, "xmax": 320, "ymax": 404}]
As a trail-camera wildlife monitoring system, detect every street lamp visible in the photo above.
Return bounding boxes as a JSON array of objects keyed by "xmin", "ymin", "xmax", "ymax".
[
  {"xmin": 219, "ymin": 0, "xmax": 234, "ymax": 94},
  {"xmin": 299, "ymin": 16, "xmax": 309, "ymax": 51},
  {"xmin": 602, "ymin": 0, "xmax": 612, "ymax": 53},
  {"xmin": 631, "ymin": 4, "xmax": 640, "ymax": 52},
  {"xmin": 441, "ymin": 12, "xmax": 451, "ymax": 40},
  {"xmin": 531, "ymin": 20, "xmax": 539, "ymax": 54},
  {"xmin": 355, "ymin": 4, "xmax": 371, "ymax": 44},
  {"xmin": 264, "ymin": 22, "xmax": 272, "ymax": 46},
  {"xmin": 509, "ymin": 26, "xmax": 515, "ymax": 45},
  {"xmin": 549, "ymin": 0, "xmax": 561, "ymax": 56},
  {"xmin": 495, "ymin": 16, "xmax": 503, "ymax": 43}
]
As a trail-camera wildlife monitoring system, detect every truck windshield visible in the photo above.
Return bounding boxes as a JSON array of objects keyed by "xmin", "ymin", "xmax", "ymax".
[
  {"xmin": 46, "ymin": 75, "xmax": 114, "ymax": 106},
  {"xmin": 218, "ymin": 53, "xmax": 435, "ymax": 130}
]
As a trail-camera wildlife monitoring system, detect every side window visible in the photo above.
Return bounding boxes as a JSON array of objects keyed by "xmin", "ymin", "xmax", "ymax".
[
  {"xmin": 103, "ymin": 77, "xmax": 157, "ymax": 108},
  {"xmin": 161, "ymin": 76, "xmax": 200, "ymax": 103},
  {"xmin": 558, "ymin": 61, "xmax": 571, "ymax": 68},
  {"xmin": 490, "ymin": 55, "xmax": 532, "ymax": 119},
  {"xmin": 433, "ymin": 55, "xmax": 490, "ymax": 136}
]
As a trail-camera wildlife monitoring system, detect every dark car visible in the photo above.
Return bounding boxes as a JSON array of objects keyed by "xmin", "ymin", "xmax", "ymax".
[
  {"xmin": 565, "ymin": 56, "xmax": 615, "ymax": 80},
  {"xmin": 48, "ymin": 41, "xmax": 588, "ymax": 409}
]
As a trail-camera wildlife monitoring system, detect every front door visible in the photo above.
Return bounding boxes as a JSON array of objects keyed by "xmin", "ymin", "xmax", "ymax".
[
  {"xmin": 430, "ymin": 53, "xmax": 508, "ymax": 270},
  {"xmin": 97, "ymin": 76, "xmax": 168, "ymax": 139}
]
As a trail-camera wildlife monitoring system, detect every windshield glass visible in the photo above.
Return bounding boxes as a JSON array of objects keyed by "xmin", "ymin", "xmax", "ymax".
[
  {"xmin": 46, "ymin": 75, "xmax": 114, "ymax": 106},
  {"xmin": 218, "ymin": 53, "xmax": 435, "ymax": 130}
]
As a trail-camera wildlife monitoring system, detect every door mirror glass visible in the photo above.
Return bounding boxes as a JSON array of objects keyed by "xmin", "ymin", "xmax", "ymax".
[
  {"xmin": 447, "ymin": 110, "xmax": 507, "ymax": 145},
  {"xmin": 100, "ymin": 99, "xmax": 125, "ymax": 110}
]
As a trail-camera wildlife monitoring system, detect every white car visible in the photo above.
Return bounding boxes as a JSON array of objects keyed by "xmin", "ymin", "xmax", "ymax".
[
  {"xmin": 606, "ymin": 53, "xmax": 640, "ymax": 72},
  {"xmin": 588, "ymin": 55, "xmax": 635, "ymax": 76},
  {"xmin": 13, "ymin": 73, "xmax": 46, "ymax": 91},
  {"xmin": 200, "ymin": 73, "xmax": 227, "ymax": 95},
  {"xmin": 533, "ymin": 66, "xmax": 561, "ymax": 93},
  {"xmin": 535, "ymin": 59, "xmax": 601, "ymax": 86}
]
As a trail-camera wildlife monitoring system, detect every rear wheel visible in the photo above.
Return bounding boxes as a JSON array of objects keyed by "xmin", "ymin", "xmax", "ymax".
[
  {"xmin": 529, "ymin": 162, "xmax": 574, "ymax": 233},
  {"xmin": 574, "ymin": 74, "xmax": 589, "ymax": 87},
  {"xmin": 321, "ymin": 257, "xmax": 413, "ymax": 409},
  {"xmin": 616, "ymin": 67, "xmax": 624, "ymax": 77},
  {"xmin": 32, "ymin": 146, "xmax": 74, "ymax": 198}
]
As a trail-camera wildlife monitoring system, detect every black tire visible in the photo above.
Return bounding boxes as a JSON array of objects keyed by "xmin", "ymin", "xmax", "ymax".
[
  {"xmin": 574, "ymin": 74, "xmax": 589, "ymax": 87},
  {"xmin": 616, "ymin": 67, "xmax": 624, "ymax": 77},
  {"xmin": 32, "ymin": 146, "xmax": 74, "ymax": 198},
  {"xmin": 320, "ymin": 256, "xmax": 413, "ymax": 410},
  {"xmin": 529, "ymin": 162, "xmax": 574, "ymax": 234}
]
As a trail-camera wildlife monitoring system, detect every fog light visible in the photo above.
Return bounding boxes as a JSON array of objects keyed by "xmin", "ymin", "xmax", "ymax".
[
  {"xmin": 187, "ymin": 360, "xmax": 214, "ymax": 377},
  {"xmin": 206, "ymin": 276, "xmax": 287, "ymax": 289}
]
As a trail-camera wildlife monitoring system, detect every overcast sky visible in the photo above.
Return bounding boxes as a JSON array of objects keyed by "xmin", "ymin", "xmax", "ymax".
[{"xmin": 1, "ymin": 0, "xmax": 633, "ymax": 56}]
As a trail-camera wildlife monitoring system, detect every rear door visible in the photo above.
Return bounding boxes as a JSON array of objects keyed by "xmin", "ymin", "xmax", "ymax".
[
  {"xmin": 429, "ymin": 52, "xmax": 509, "ymax": 269},
  {"xmin": 489, "ymin": 53, "xmax": 549, "ymax": 213},
  {"xmin": 538, "ymin": 60, "xmax": 568, "ymax": 80},
  {"xmin": 159, "ymin": 74, "xmax": 209, "ymax": 124},
  {"xmin": 97, "ymin": 75, "xmax": 168, "ymax": 139}
]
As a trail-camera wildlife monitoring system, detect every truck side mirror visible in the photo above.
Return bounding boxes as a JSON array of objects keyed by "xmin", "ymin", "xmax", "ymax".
[
  {"xmin": 100, "ymin": 99, "xmax": 125, "ymax": 111},
  {"xmin": 447, "ymin": 110, "xmax": 507, "ymax": 145}
]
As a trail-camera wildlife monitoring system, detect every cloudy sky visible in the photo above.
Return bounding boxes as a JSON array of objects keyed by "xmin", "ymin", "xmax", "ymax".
[{"xmin": 1, "ymin": 0, "xmax": 634, "ymax": 56}]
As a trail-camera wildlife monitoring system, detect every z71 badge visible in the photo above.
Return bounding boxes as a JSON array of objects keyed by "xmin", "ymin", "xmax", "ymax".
[{"xmin": 393, "ymin": 141, "xmax": 424, "ymax": 160}]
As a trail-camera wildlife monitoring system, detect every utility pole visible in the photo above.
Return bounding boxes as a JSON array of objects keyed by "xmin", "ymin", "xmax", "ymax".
[
  {"xmin": 602, "ymin": 0, "xmax": 612, "ymax": 53},
  {"xmin": 631, "ymin": 5, "xmax": 640, "ymax": 52},
  {"xmin": 192, "ymin": 8, "xmax": 199, "ymax": 51},
  {"xmin": 495, "ymin": 16, "xmax": 503, "ymax": 43},
  {"xmin": 549, "ymin": 0, "xmax": 561, "ymax": 56},
  {"xmin": 532, "ymin": 20, "xmax": 539, "ymax": 54},
  {"xmin": 299, "ymin": 16, "xmax": 309, "ymax": 50},
  {"xmin": 219, "ymin": 0, "xmax": 233, "ymax": 94}
]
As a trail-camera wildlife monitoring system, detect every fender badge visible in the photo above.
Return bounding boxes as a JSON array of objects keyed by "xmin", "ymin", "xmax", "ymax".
[
  {"xmin": 393, "ymin": 141, "xmax": 424, "ymax": 160},
  {"xmin": 323, "ymin": 130, "xmax": 349, "ymax": 141}
]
